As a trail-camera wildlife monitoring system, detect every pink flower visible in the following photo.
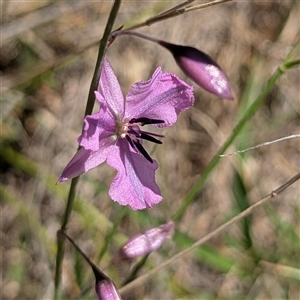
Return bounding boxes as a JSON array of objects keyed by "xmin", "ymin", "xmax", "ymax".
[{"xmin": 58, "ymin": 58, "xmax": 194, "ymax": 210}]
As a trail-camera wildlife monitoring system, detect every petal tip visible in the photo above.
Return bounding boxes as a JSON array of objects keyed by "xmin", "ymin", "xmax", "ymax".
[
  {"xmin": 221, "ymin": 90, "xmax": 234, "ymax": 101},
  {"xmin": 56, "ymin": 176, "xmax": 67, "ymax": 184}
]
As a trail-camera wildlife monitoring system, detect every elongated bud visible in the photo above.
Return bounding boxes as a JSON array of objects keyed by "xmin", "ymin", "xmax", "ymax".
[
  {"xmin": 58, "ymin": 230, "xmax": 123, "ymax": 300},
  {"xmin": 159, "ymin": 41, "xmax": 234, "ymax": 100},
  {"xmin": 117, "ymin": 221, "xmax": 174, "ymax": 260}
]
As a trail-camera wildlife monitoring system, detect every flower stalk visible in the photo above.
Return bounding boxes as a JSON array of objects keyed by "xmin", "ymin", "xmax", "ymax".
[{"xmin": 54, "ymin": 1, "xmax": 122, "ymax": 298}]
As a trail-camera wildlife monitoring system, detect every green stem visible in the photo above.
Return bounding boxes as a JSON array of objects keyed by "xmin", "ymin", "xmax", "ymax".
[
  {"xmin": 98, "ymin": 206, "xmax": 128, "ymax": 263},
  {"xmin": 121, "ymin": 254, "xmax": 150, "ymax": 286},
  {"xmin": 54, "ymin": 1, "xmax": 122, "ymax": 299},
  {"xmin": 84, "ymin": 1, "xmax": 122, "ymax": 117},
  {"xmin": 58, "ymin": 230, "xmax": 108, "ymax": 281},
  {"xmin": 172, "ymin": 40, "xmax": 300, "ymax": 222}
]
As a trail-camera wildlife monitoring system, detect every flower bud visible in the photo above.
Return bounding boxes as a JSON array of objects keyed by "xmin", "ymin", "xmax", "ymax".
[
  {"xmin": 160, "ymin": 41, "xmax": 234, "ymax": 100},
  {"xmin": 96, "ymin": 279, "xmax": 122, "ymax": 300},
  {"xmin": 118, "ymin": 221, "xmax": 174, "ymax": 260}
]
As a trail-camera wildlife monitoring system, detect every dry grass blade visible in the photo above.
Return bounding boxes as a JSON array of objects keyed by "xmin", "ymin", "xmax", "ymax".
[
  {"xmin": 124, "ymin": 0, "xmax": 232, "ymax": 30},
  {"xmin": 220, "ymin": 134, "xmax": 300, "ymax": 157},
  {"xmin": 181, "ymin": 0, "xmax": 232, "ymax": 13}
]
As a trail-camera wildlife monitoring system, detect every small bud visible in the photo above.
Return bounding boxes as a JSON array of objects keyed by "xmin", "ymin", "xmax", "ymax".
[
  {"xmin": 160, "ymin": 41, "xmax": 234, "ymax": 100},
  {"xmin": 96, "ymin": 279, "xmax": 122, "ymax": 300},
  {"xmin": 118, "ymin": 221, "xmax": 174, "ymax": 260}
]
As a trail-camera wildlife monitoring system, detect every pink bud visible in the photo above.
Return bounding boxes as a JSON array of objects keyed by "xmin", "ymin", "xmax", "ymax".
[
  {"xmin": 96, "ymin": 279, "xmax": 122, "ymax": 300},
  {"xmin": 160, "ymin": 42, "xmax": 234, "ymax": 100},
  {"xmin": 118, "ymin": 221, "xmax": 174, "ymax": 260}
]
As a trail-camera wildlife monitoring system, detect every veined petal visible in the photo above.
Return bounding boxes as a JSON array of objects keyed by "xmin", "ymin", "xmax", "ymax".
[
  {"xmin": 125, "ymin": 67, "xmax": 194, "ymax": 127},
  {"xmin": 99, "ymin": 58, "xmax": 125, "ymax": 118},
  {"xmin": 57, "ymin": 139, "xmax": 114, "ymax": 183},
  {"xmin": 78, "ymin": 100, "xmax": 116, "ymax": 151},
  {"xmin": 107, "ymin": 140, "xmax": 162, "ymax": 210}
]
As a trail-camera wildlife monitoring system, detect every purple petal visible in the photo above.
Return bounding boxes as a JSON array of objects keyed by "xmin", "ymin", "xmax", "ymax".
[
  {"xmin": 96, "ymin": 280, "xmax": 122, "ymax": 300},
  {"xmin": 119, "ymin": 221, "xmax": 174, "ymax": 260},
  {"xmin": 125, "ymin": 67, "xmax": 194, "ymax": 127},
  {"xmin": 78, "ymin": 100, "xmax": 116, "ymax": 151},
  {"xmin": 57, "ymin": 139, "xmax": 114, "ymax": 183},
  {"xmin": 161, "ymin": 42, "xmax": 234, "ymax": 100},
  {"xmin": 106, "ymin": 139, "xmax": 162, "ymax": 210},
  {"xmin": 99, "ymin": 58, "xmax": 125, "ymax": 118}
]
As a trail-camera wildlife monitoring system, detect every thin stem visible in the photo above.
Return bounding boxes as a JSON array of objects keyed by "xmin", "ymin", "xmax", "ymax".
[
  {"xmin": 119, "ymin": 172, "xmax": 300, "ymax": 294},
  {"xmin": 220, "ymin": 134, "xmax": 300, "ymax": 157},
  {"xmin": 58, "ymin": 230, "xmax": 106, "ymax": 279},
  {"xmin": 172, "ymin": 39, "xmax": 300, "ymax": 222},
  {"xmin": 85, "ymin": 3, "xmax": 122, "ymax": 117},
  {"xmin": 121, "ymin": 254, "xmax": 150, "ymax": 286},
  {"xmin": 54, "ymin": 177, "xmax": 79, "ymax": 299},
  {"xmin": 54, "ymin": 1, "xmax": 122, "ymax": 299},
  {"xmin": 98, "ymin": 207, "xmax": 128, "ymax": 263},
  {"xmin": 112, "ymin": 30, "xmax": 162, "ymax": 44},
  {"xmin": 283, "ymin": 59, "xmax": 300, "ymax": 70}
]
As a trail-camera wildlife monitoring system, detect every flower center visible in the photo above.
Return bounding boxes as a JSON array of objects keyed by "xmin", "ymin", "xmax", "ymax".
[{"xmin": 117, "ymin": 117, "xmax": 165, "ymax": 163}]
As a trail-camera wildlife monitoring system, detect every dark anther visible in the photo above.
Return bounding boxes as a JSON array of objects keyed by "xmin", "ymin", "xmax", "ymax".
[
  {"xmin": 126, "ymin": 135, "xmax": 136, "ymax": 151},
  {"xmin": 132, "ymin": 141, "xmax": 153, "ymax": 163},
  {"xmin": 140, "ymin": 133, "xmax": 162, "ymax": 144},
  {"xmin": 129, "ymin": 117, "xmax": 165, "ymax": 126}
]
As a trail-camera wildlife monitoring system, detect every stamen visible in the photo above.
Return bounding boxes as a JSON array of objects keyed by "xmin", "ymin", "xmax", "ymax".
[
  {"xmin": 140, "ymin": 133, "xmax": 162, "ymax": 144},
  {"xmin": 139, "ymin": 130, "xmax": 164, "ymax": 138},
  {"xmin": 133, "ymin": 141, "xmax": 153, "ymax": 163},
  {"xmin": 126, "ymin": 136, "xmax": 153, "ymax": 163},
  {"xmin": 126, "ymin": 135, "xmax": 137, "ymax": 151},
  {"xmin": 129, "ymin": 117, "xmax": 165, "ymax": 126},
  {"xmin": 123, "ymin": 117, "xmax": 165, "ymax": 163}
]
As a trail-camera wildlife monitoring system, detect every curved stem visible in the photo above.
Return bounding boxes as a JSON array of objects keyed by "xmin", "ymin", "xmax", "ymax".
[
  {"xmin": 112, "ymin": 30, "xmax": 162, "ymax": 44},
  {"xmin": 58, "ymin": 230, "xmax": 107, "ymax": 281}
]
